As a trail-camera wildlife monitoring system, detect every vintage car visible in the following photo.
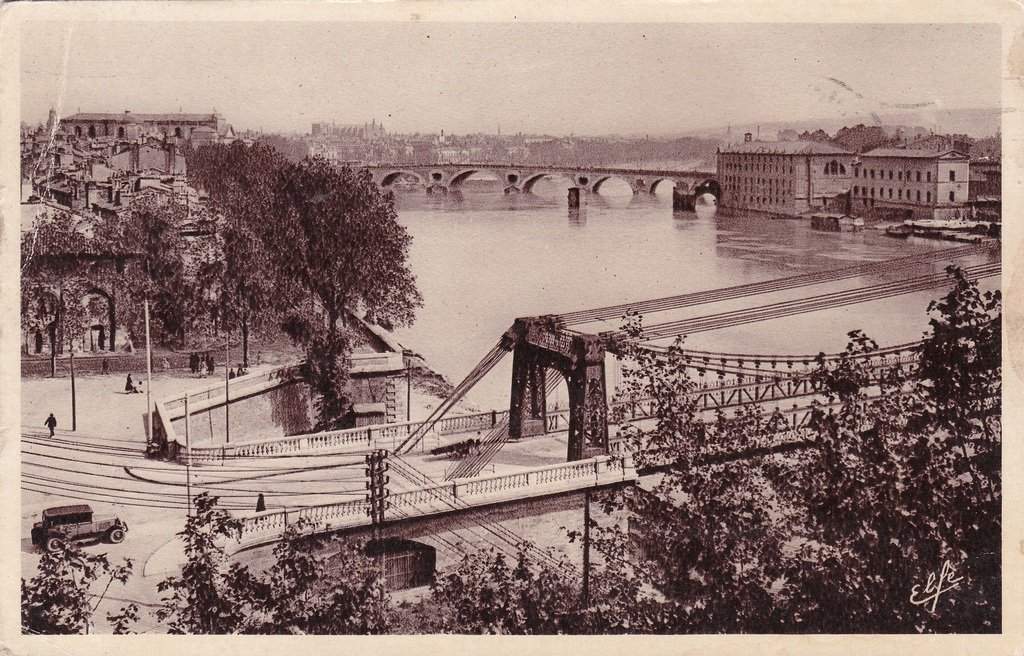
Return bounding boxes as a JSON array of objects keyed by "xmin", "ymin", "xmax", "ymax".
[{"xmin": 30, "ymin": 504, "xmax": 128, "ymax": 552}]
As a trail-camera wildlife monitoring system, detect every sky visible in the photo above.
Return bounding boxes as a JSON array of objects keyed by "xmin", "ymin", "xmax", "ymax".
[{"xmin": 19, "ymin": 21, "xmax": 1001, "ymax": 137}]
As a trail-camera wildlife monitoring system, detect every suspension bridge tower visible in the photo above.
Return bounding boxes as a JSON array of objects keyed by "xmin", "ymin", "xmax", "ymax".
[{"xmin": 503, "ymin": 316, "xmax": 613, "ymax": 461}]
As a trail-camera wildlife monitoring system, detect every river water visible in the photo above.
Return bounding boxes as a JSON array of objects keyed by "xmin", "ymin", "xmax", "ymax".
[{"xmin": 389, "ymin": 179, "xmax": 998, "ymax": 410}]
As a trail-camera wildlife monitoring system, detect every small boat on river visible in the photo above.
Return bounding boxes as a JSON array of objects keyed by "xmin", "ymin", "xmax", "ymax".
[{"xmin": 884, "ymin": 224, "xmax": 914, "ymax": 239}]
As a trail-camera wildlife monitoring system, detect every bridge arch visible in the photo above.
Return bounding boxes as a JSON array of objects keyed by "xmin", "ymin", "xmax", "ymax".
[
  {"xmin": 449, "ymin": 169, "xmax": 504, "ymax": 189},
  {"xmin": 650, "ymin": 178, "xmax": 683, "ymax": 194},
  {"xmin": 694, "ymin": 179, "xmax": 723, "ymax": 202},
  {"xmin": 379, "ymin": 170, "xmax": 424, "ymax": 187},
  {"xmin": 591, "ymin": 175, "xmax": 633, "ymax": 194},
  {"xmin": 522, "ymin": 172, "xmax": 574, "ymax": 194}
]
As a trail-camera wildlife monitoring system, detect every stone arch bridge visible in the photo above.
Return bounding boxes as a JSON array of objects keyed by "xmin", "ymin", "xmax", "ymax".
[{"xmin": 364, "ymin": 163, "xmax": 720, "ymax": 199}]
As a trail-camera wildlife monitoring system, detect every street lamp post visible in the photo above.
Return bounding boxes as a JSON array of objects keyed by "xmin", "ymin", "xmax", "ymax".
[
  {"xmin": 184, "ymin": 395, "xmax": 192, "ymax": 516},
  {"xmin": 144, "ymin": 299, "xmax": 153, "ymax": 451},
  {"xmin": 224, "ymin": 332, "xmax": 230, "ymax": 445},
  {"xmin": 69, "ymin": 347, "xmax": 77, "ymax": 432}
]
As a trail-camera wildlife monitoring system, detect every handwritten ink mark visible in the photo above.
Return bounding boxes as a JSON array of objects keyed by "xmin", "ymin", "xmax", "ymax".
[{"xmin": 910, "ymin": 560, "xmax": 964, "ymax": 613}]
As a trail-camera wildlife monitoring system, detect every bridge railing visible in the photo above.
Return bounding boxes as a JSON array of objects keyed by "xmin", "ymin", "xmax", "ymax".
[
  {"xmin": 175, "ymin": 353, "xmax": 917, "ymax": 464},
  {"xmin": 177, "ymin": 407, "xmax": 512, "ymax": 465},
  {"xmin": 228, "ymin": 453, "xmax": 637, "ymax": 554}
]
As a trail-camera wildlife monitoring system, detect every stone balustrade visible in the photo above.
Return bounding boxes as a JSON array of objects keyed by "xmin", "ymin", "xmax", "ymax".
[{"xmin": 228, "ymin": 453, "xmax": 637, "ymax": 554}]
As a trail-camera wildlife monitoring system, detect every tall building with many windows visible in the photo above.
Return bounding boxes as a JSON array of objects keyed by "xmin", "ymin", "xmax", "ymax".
[
  {"xmin": 717, "ymin": 138, "xmax": 855, "ymax": 216},
  {"xmin": 59, "ymin": 110, "xmax": 234, "ymax": 142},
  {"xmin": 851, "ymin": 148, "xmax": 970, "ymax": 220}
]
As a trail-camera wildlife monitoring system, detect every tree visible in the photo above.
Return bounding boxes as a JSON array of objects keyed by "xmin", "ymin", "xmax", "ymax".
[
  {"xmin": 610, "ymin": 326, "xmax": 799, "ymax": 632},
  {"xmin": 428, "ymin": 547, "xmax": 585, "ymax": 634},
  {"xmin": 187, "ymin": 143, "xmax": 290, "ymax": 366},
  {"xmin": 156, "ymin": 493, "xmax": 258, "ymax": 634},
  {"xmin": 93, "ymin": 193, "xmax": 203, "ymax": 347},
  {"xmin": 245, "ymin": 521, "xmax": 392, "ymax": 634},
  {"xmin": 158, "ymin": 494, "xmax": 392, "ymax": 634},
  {"xmin": 918, "ymin": 265, "xmax": 1001, "ymax": 444},
  {"xmin": 774, "ymin": 319, "xmax": 999, "ymax": 632},
  {"xmin": 21, "ymin": 540, "xmax": 135, "ymax": 634},
  {"xmin": 266, "ymin": 158, "xmax": 422, "ymax": 428}
]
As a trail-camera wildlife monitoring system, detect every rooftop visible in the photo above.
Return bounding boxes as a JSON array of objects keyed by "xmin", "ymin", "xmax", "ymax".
[
  {"xmin": 64, "ymin": 112, "xmax": 219, "ymax": 123},
  {"xmin": 861, "ymin": 148, "xmax": 970, "ymax": 159},
  {"xmin": 720, "ymin": 140, "xmax": 853, "ymax": 156}
]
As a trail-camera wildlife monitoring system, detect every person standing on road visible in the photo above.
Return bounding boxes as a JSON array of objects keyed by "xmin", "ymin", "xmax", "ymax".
[
  {"xmin": 102, "ymin": 358, "xmax": 109, "ymax": 375},
  {"xmin": 125, "ymin": 373, "xmax": 134, "ymax": 393},
  {"xmin": 45, "ymin": 413, "xmax": 57, "ymax": 437}
]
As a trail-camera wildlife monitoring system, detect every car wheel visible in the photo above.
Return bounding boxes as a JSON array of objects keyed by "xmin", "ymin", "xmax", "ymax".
[
  {"xmin": 46, "ymin": 537, "xmax": 63, "ymax": 552},
  {"xmin": 108, "ymin": 527, "xmax": 126, "ymax": 544}
]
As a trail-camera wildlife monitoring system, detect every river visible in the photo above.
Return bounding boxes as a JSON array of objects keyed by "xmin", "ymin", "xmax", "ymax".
[{"xmin": 389, "ymin": 178, "xmax": 998, "ymax": 410}]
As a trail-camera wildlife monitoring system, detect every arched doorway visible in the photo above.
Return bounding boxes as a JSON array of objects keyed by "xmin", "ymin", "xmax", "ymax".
[{"xmin": 82, "ymin": 289, "xmax": 116, "ymax": 352}]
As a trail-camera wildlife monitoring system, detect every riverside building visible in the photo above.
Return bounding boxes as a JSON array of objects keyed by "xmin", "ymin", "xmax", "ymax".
[
  {"xmin": 717, "ymin": 135, "xmax": 855, "ymax": 217},
  {"xmin": 851, "ymin": 148, "xmax": 970, "ymax": 221}
]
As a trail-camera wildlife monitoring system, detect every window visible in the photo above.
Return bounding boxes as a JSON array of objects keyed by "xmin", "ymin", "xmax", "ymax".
[
  {"xmin": 889, "ymin": 170, "xmax": 893, "ymax": 180},
  {"xmin": 87, "ymin": 126, "xmax": 96, "ymax": 138},
  {"xmin": 916, "ymin": 190, "xmax": 921, "ymax": 202},
  {"xmin": 949, "ymin": 170, "xmax": 956, "ymax": 182},
  {"xmin": 174, "ymin": 127, "xmax": 183, "ymax": 138},
  {"xmin": 927, "ymin": 191, "xmax": 931, "ymax": 203},
  {"xmin": 854, "ymin": 186, "xmax": 859, "ymax": 195},
  {"xmin": 927, "ymin": 171, "xmax": 931, "ymax": 182},
  {"xmin": 839, "ymin": 164, "xmax": 847, "ymax": 174},
  {"xmin": 916, "ymin": 171, "xmax": 921, "ymax": 182},
  {"xmin": 74, "ymin": 126, "xmax": 82, "ymax": 137},
  {"xmin": 870, "ymin": 169, "xmax": 875, "ymax": 179},
  {"xmin": 898, "ymin": 189, "xmax": 903, "ymax": 200},
  {"xmin": 117, "ymin": 127, "xmax": 125, "ymax": 138},
  {"xmin": 949, "ymin": 190, "xmax": 955, "ymax": 202},
  {"xmin": 871, "ymin": 187, "xmax": 876, "ymax": 198},
  {"xmin": 888, "ymin": 188, "xmax": 893, "ymax": 199}
]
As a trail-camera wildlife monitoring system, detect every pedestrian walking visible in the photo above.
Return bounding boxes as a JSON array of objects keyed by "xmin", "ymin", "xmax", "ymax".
[
  {"xmin": 44, "ymin": 413, "xmax": 57, "ymax": 437},
  {"xmin": 102, "ymin": 358, "xmax": 109, "ymax": 375},
  {"xmin": 206, "ymin": 353, "xmax": 215, "ymax": 375},
  {"xmin": 125, "ymin": 373, "xmax": 134, "ymax": 393},
  {"xmin": 256, "ymin": 493, "xmax": 266, "ymax": 512}
]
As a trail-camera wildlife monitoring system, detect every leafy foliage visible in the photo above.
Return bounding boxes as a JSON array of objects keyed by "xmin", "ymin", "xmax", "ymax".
[
  {"xmin": 580, "ymin": 271, "xmax": 1000, "ymax": 634},
  {"xmin": 188, "ymin": 145, "xmax": 422, "ymax": 428},
  {"xmin": 244, "ymin": 521, "xmax": 392, "ymax": 634},
  {"xmin": 93, "ymin": 194, "xmax": 206, "ymax": 346},
  {"xmin": 429, "ymin": 547, "xmax": 585, "ymax": 634},
  {"xmin": 156, "ymin": 493, "xmax": 258, "ymax": 634},
  {"xmin": 157, "ymin": 494, "xmax": 391, "ymax": 634},
  {"xmin": 187, "ymin": 143, "xmax": 288, "ymax": 365},
  {"xmin": 918, "ymin": 265, "xmax": 1001, "ymax": 443},
  {"xmin": 20, "ymin": 210, "xmax": 98, "ymax": 363},
  {"xmin": 21, "ymin": 540, "xmax": 134, "ymax": 635}
]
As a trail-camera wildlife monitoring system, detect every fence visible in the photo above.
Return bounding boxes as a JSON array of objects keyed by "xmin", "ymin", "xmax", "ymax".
[{"xmin": 228, "ymin": 453, "xmax": 637, "ymax": 553}]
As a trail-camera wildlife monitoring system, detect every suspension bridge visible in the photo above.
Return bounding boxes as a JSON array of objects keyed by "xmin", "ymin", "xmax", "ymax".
[
  {"xmin": 22, "ymin": 242, "xmax": 1000, "ymax": 565},
  {"xmin": 221, "ymin": 241, "xmax": 999, "ymax": 554}
]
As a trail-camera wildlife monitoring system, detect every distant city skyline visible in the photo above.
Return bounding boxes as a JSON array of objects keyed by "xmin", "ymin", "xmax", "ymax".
[{"xmin": 20, "ymin": 22, "xmax": 1000, "ymax": 137}]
